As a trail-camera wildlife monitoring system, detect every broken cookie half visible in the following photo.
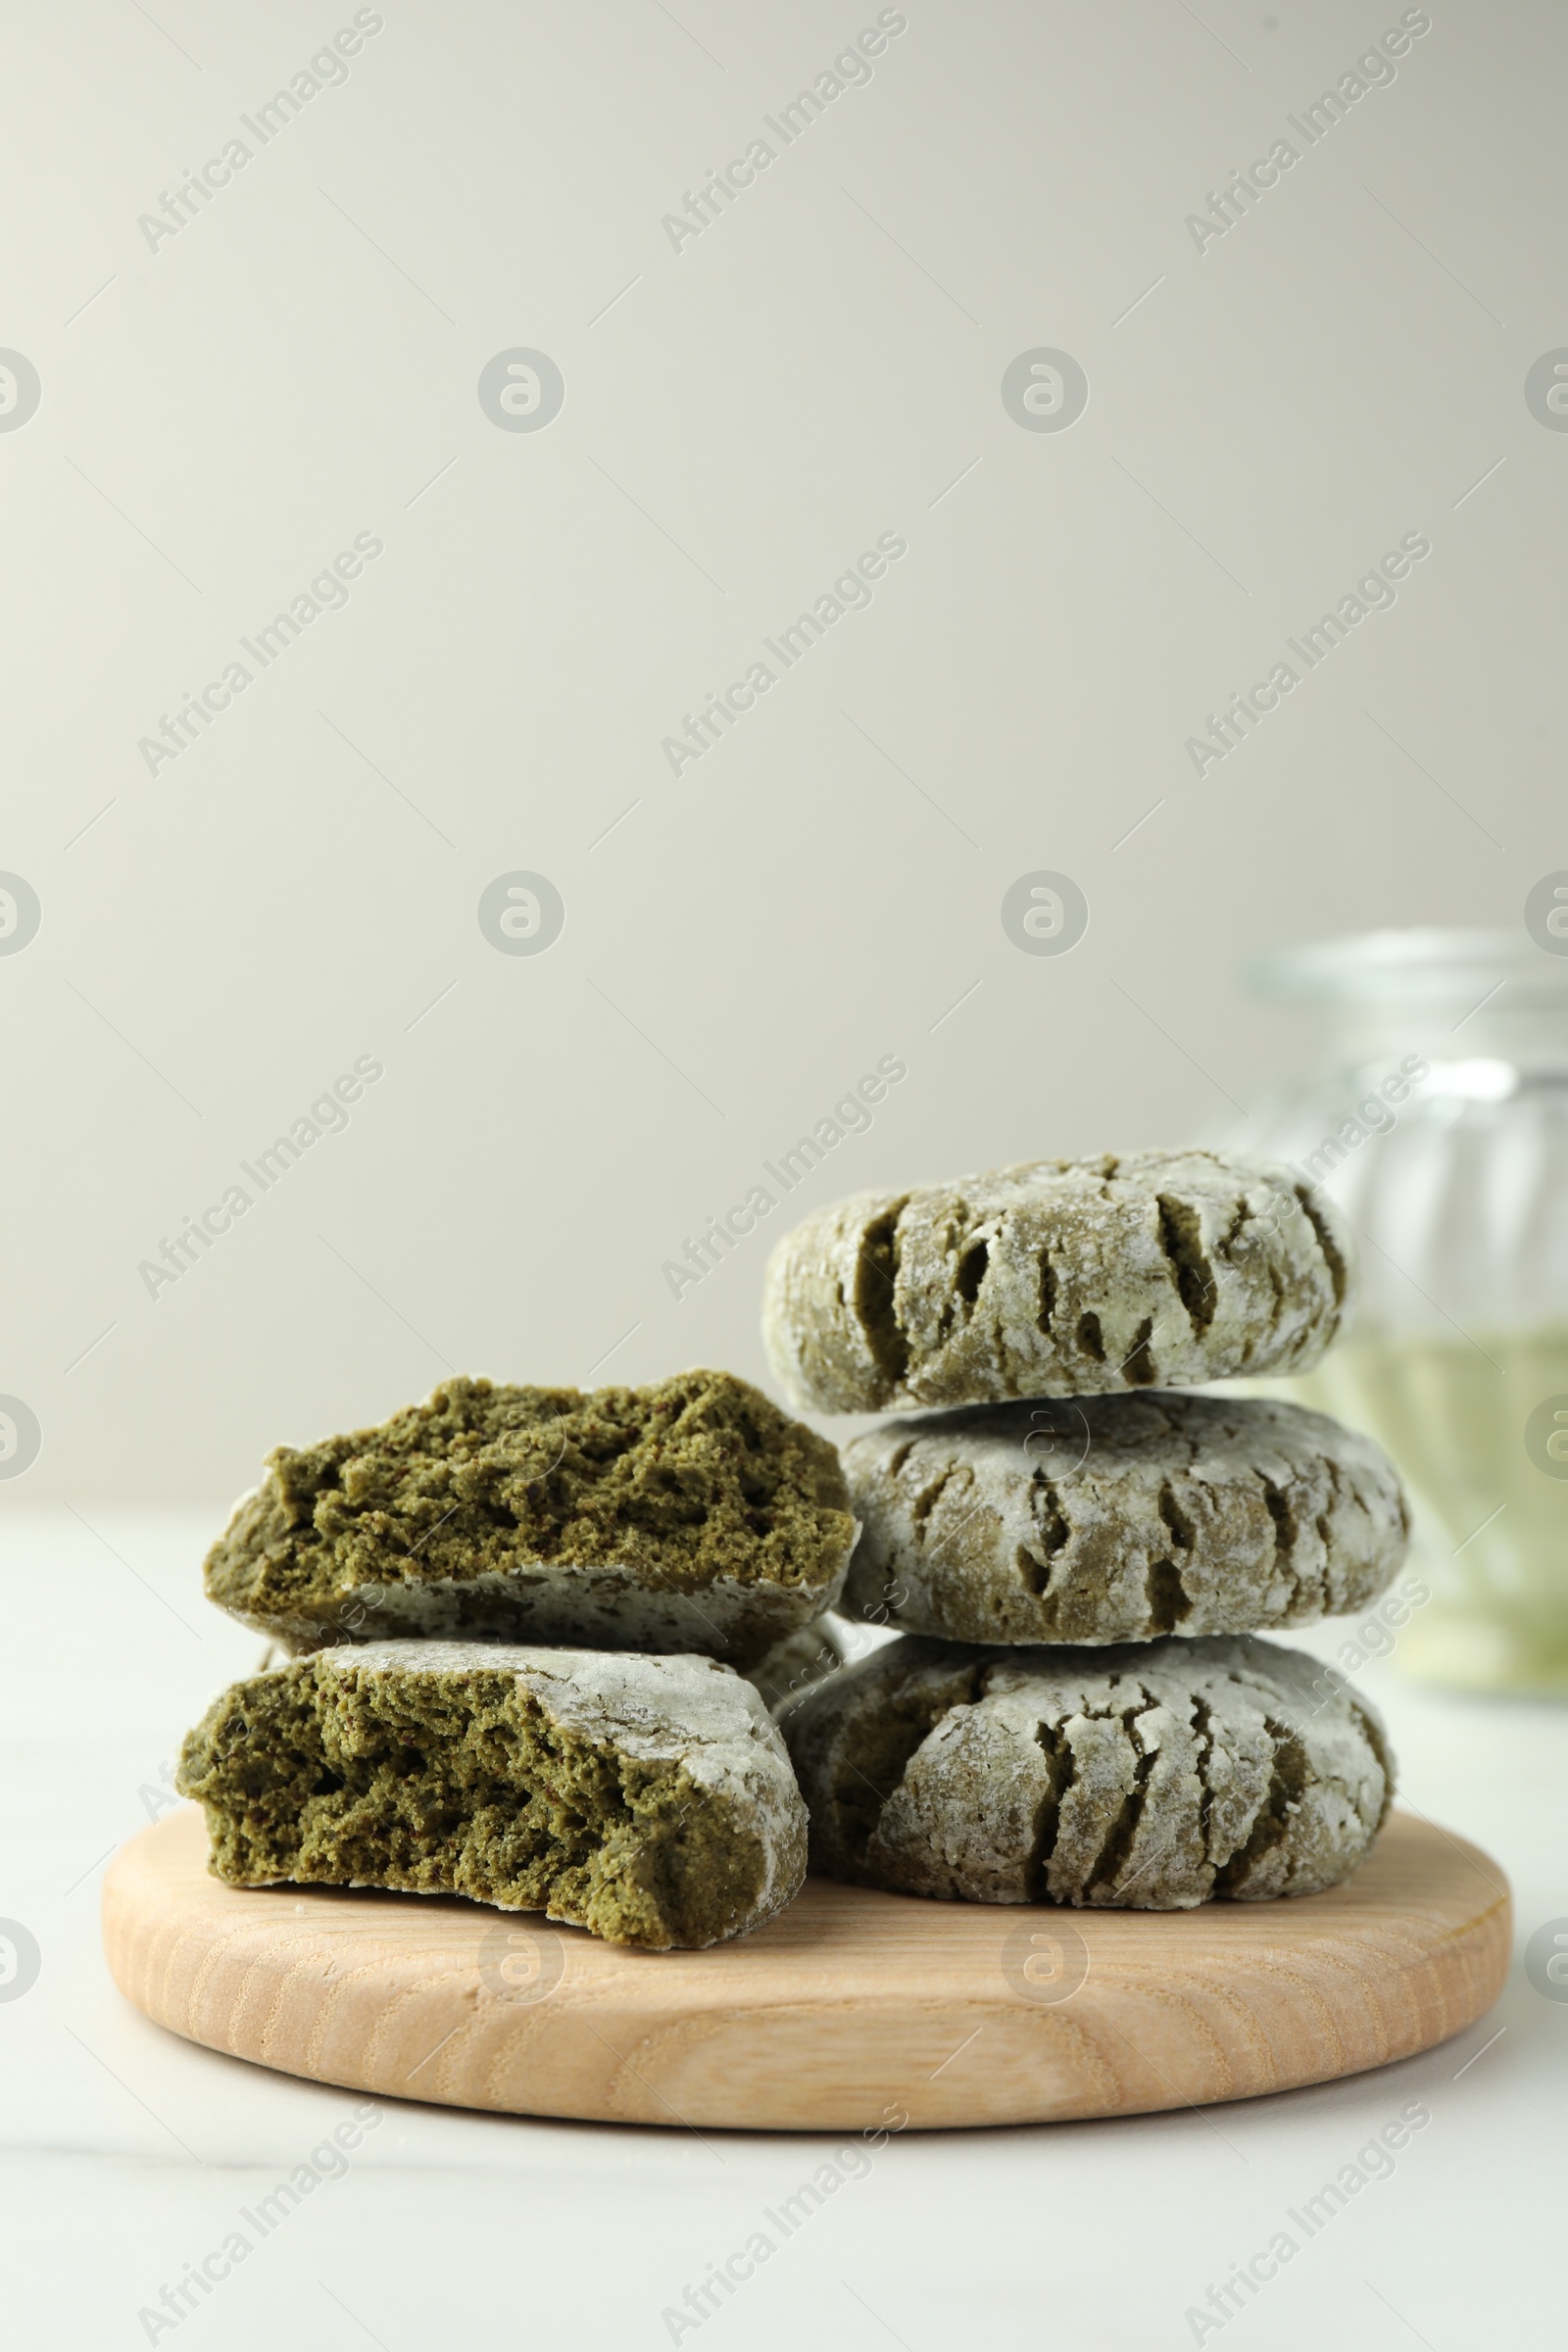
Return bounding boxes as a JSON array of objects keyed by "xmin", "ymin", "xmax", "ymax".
[
  {"xmin": 204, "ymin": 1370, "xmax": 856, "ymax": 1667},
  {"xmin": 177, "ymin": 1641, "xmax": 808, "ymax": 1950}
]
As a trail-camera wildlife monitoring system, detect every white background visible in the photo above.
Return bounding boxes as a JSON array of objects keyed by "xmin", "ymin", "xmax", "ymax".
[
  {"xmin": 0, "ymin": 0, "xmax": 1558, "ymax": 1502},
  {"xmin": 1, "ymin": 2, "xmax": 1563, "ymax": 2345}
]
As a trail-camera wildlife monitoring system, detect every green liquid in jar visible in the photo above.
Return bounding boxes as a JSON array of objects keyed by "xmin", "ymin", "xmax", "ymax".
[{"xmin": 1263, "ymin": 1327, "xmax": 1568, "ymax": 1693}]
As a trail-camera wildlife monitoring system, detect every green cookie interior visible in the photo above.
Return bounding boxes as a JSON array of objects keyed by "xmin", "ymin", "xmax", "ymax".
[{"xmin": 177, "ymin": 1650, "xmax": 770, "ymax": 1950}]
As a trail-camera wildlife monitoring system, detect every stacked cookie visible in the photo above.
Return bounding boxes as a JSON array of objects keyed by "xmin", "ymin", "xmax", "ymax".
[
  {"xmin": 762, "ymin": 1150, "xmax": 1407, "ymax": 1911},
  {"xmin": 177, "ymin": 1371, "xmax": 858, "ymax": 1949}
]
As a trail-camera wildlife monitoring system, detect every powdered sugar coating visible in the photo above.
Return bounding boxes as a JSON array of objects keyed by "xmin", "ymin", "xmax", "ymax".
[
  {"xmin": 841, "ymin": 1392, "xmax": 1408, "ymax": 1643},
  {"xmin": 782, "ymin": 1633, "xmax": 1393, "ymax": 1910},
  {"xmin": 762, "ymin": 1150, "xmax": 1354, "ymax": 1413}
]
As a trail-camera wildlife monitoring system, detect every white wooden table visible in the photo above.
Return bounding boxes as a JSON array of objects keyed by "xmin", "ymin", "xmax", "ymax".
[{"xmin": 3, "ymin": 1509, "xmax": 1561, "ymax": 2351}]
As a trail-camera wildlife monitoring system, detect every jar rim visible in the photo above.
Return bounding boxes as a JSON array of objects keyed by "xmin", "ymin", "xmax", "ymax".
[{"xmin": 1247, "ymin": 928, "xmax": 1568, "ymax": 1009}]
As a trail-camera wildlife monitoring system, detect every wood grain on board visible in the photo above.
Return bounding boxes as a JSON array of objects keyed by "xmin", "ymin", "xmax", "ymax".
[{"xmin": 102, "ymin": 1804, "xmax": 1509, "ymax": 2132}]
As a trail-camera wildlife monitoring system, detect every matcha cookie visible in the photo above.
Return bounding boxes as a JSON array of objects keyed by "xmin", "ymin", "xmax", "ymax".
[
  {"xmin": 205, "ymin": 1371, "xmax": 856, "ymax": 1667},
  {"xmin": 842, "ymin": 1393, "xmax": 1407, "ymax": 1644},
  {"xmin": 177, "ymin": 1640, "xmax": 808, "ymax": 1950},
  {"xmin": 743, "ymin": 1614, "xmax": 850, "ymax": 1712},
  {"xmin": 762, "ymin": 1151, "xmax": 1352, "ymax": 1413},
  {"xmin": 781, "ymin": 1633, "xmax": 1392, "ymax": 1909}
]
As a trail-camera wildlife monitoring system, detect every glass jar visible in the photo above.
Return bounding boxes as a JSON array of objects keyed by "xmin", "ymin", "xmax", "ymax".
[{"xmin": 1218, "ymin": 929, "xmax": 1568, "ymax": 1693}]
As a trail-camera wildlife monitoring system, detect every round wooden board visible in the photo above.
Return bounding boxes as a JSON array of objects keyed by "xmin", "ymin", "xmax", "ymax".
[{"xmin": 104, "ymin": 1805, "xmax": 1510, "ymax": 2132}]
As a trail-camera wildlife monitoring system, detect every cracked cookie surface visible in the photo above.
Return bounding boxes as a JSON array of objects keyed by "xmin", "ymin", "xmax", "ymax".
[
  {"xmin": 177, "ymin": 1640, "xmax": 808, "ymax": 1949},
  {"xmin": 841, "ymin": 1393, "xmax": 1408, "ymax": 1643},
  {"xmin": 204, "ymin": 1371, "xmax": 856, "ymax": 1666},
  {"xmin": 780, "ymin": 1633, "xmax": 1393, "ymax": 1908},
  {"xmin": 761, "ymin": 1150, "xmax": 1353, "ymax": 1413}
]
